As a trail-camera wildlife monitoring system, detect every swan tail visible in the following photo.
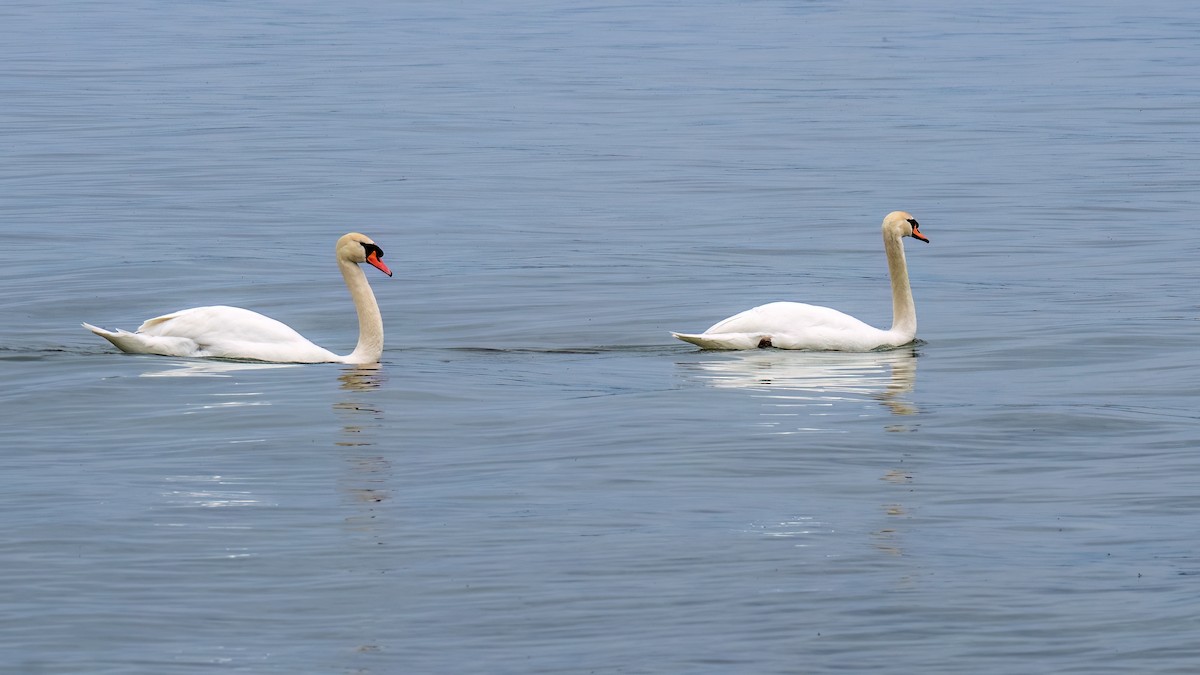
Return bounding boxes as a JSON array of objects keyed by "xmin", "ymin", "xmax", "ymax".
[
  {"xmin": 671, "ymin": 331, "xmax": 772, "ymax": 350},
  {"xmin": 83, "ymin": 322, "xmax": 200, "ymax": 357}
]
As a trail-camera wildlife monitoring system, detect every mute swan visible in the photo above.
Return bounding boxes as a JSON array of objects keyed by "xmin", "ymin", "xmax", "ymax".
[
  {"xmin": 84, "ymin": 232, "xmax": 392, "ymax": 364},
  {"xmin": 672, "ymin": 211, "xmax": 929, "ymax": 351}
]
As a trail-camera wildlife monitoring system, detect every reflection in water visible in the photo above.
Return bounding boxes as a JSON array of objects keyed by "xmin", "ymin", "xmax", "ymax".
[
  {"xmin": 682, "ymin": 347, "xmax": 920, "ymax": 430},
  {"xmin": 334, "ymin": 365, "xmax": 392, "ymax": 522},
  {"xmin": 337, "ymin": 363, "xmax": 386, "ymax": 393},
  {"xmin": 332, "ymin": 365, "xmax": 392, "ymax": 657},
  {"xmin": 138, "ymin": 360, "xmax": 299, "ymax": 378},
  {"xmin": 688, "ymin": 350, "xmax": 921, "ymax": 558},
  {"xmin": 873, "ymin": 469, "xmax": 914, "ymax": 558},
  {"xmin": 140, "ymin": 361, "xmax": 295, "ymax": 549},
  {"xmin": 138, "ymin": 360, "xmax": 294, "ymax": 416},
  {"xmin": 161, "ymin": 474, "xmax": 268, "ymax": 511},
  {"xmin": 158, "ymin": 474, "xmax": 269, "ymax": 560}
]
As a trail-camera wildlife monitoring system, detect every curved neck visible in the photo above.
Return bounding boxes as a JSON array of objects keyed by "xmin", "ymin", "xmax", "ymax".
[
  {"xmin": 884, "ymin": 230, "xmax": 917, "ymax": 340},
  {"xmin": 339, "ymin": 258, "xmax": 384, "ymax": 364}
]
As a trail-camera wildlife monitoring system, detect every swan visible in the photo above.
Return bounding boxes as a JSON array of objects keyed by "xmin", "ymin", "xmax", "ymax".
[
  {"xmin": 83, "ymin": 232, "xmax": 392, "ymax": 364},
  {"xmin": 672, "ymin": 211, "xmax": 929, "ymax": 351}
]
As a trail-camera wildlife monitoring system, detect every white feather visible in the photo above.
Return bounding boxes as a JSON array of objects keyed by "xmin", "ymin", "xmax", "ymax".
[
  {"xmin": 86, "ymin": 232, "xmax": 391, "ymax": 364},
  {"xmin": 672, "ymin": 211, "xmax": 929, "ymax": 351}
]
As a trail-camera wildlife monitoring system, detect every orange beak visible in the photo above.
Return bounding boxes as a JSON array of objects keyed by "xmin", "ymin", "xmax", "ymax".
[
  {"xmin": 911, "ymin": 225, "xmax": 929, "ymax": 243},
  {"xmin": 367, "ymin": 250, "xmax": 393, "ymax": 276}
]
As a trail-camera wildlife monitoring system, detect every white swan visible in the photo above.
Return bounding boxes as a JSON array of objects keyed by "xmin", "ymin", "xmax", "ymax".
[
  {"xmin": 84, "ymin": 232, "xmax": 392, "ymax": 364},
  {"xmin": 672, "ymin": 211, "xmax": 929, "ymax": 351}
]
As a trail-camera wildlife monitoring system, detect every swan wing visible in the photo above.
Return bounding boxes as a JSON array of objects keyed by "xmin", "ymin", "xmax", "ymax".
[
  {"xmin": 671, "ymin": 331, "xmax": 769, "ymax": 350},
  {"xmin": 704, "ymin": 301, "xmax": 873, "ymax": 334},
  {"xmin": 674, "ymin": 301, "xmax": 896, "ymax": 351},
  {"xmin": 138, "ymin": 306, "xmax": 304, "ymax": 342},
  {"xmin": 140, "ymin": 306, "xmax": 339, "ymax": 362},
  {"xmin": 89, "ymin": 306, "xmax": 340, "ymax": 363},
  {"xmin": 83, "ymin": 322, "xmax": 202, "ymax": 357}
]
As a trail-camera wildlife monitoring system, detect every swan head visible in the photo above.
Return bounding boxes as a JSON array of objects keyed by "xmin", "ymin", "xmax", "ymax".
[
  {"xmin": 336, "ymin": 232, "xmax": 392, "ymax": 277},
  {"xmin": 883, "ymin": 211, "xmax": 929, "ymax": 243}
]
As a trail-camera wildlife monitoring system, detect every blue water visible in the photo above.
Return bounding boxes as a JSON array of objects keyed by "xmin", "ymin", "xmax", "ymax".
[{"xmin": 3, "ymin": 1, "xmax": 1200, "ymax": 673}]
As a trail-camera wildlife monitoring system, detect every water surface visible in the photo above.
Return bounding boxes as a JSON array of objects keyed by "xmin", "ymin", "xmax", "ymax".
[{"xmin": 3, "ymin": 1, "xmax": 1199, "ymax": 673}]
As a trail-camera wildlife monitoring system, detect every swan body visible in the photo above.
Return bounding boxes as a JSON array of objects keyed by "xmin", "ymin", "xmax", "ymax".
[
  {"xmin": 85, "ymin": 232, "xmax": 392, "ymax": 364},
  {"xmin": 672, "ymin": 211, "xmax": 929, "ymax": 351}
]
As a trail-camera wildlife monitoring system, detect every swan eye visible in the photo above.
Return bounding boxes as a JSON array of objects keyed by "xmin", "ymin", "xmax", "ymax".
[
  {"xmin": 906, "ymin": 218, "xmax": 919, "ymax": 229},
  {"xmin": 362, "ymin": 243, "xmax": 384, "ymax": 259}
]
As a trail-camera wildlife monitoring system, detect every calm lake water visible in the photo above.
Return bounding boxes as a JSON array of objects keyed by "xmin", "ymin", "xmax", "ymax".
[{"xmin": 3, "ymin": 0, "xmax": 1200, "ymax": 672}]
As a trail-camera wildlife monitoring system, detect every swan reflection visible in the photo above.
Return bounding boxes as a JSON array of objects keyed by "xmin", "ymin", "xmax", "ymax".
[
  {"xmin": 138, "ymin": 359, "xmax": 299, "ymax": 377},
  {"xmin": 334, "ymin": 365, "xmax": 392, "ymax": 539},
  {"xmin": 337, "ymin": 363, "xmax": 387, "ymax": 392},
  {"xmin": 682, "ymin": 347, "xmax": 919, "ymax": 429}
]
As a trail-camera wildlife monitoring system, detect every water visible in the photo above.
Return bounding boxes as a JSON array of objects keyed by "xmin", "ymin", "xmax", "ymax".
[{"xmin": 3, "ymin": 0, "xmax": 1199, "ymax": 672}]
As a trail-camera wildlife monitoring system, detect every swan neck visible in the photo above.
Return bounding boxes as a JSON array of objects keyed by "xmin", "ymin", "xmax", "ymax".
[
  {"xmin": 884, "ymin": 230, "xmax": 917, "ymax": 339},
  {"xmin": 339, "ymin": 257, "xmax": 384, "ymax": 364}
]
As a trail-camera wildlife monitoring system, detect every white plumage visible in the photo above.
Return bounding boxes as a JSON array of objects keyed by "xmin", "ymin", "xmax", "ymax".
[
  {"xmin": 672, "ymin": 211, "xmax": 929, "ymax": 351},
  {"xmin": 85, "ymin": 232, "xmax": 392, "ymax": 364}
]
